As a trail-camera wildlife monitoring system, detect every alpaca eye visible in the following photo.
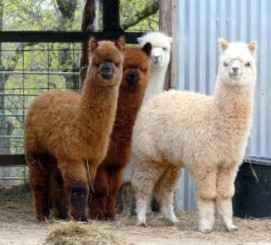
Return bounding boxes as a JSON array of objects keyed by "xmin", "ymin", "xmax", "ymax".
[
  {"xmin": 163, "ymin": 47, "xmax": 168, "ymax": 51},
  {"xmin": 115, "ymin": 62, "xmax": 120, "ymax": 67},
  {"xmin": 223, "ymin": 62, "xmax": 228, "ymax": 67},
  {"xmin": 245, "ymin": 62, "xmax": 251, "ymax": 67}
]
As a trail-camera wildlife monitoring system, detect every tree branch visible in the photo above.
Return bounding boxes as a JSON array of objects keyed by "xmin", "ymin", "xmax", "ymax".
[{"xmin": 121, "ymin": 1, "xmax": 159, "ymax": 30}]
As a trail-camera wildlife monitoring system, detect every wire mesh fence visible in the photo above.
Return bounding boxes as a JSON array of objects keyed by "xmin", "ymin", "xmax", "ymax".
[
  {"xmin": 1, "ymin": 43, "xmax": 81, "ymax": 154},
  {"xmin": 0, "ymin": 35, "xmax": 82, "ymax": 186}
]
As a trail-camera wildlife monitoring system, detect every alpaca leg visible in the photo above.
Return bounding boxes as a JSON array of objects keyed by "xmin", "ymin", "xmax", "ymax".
[
  {"xmin": 216, "ymin": 166, "xmax": 238, "ymax": 232},
  {"xmin": 58, "ymin": 160, "xmax": 89, "ymax": 222},
  {"xmin": 120, "ymin": 183, "xmax": 136, "ymax": 215},
  {"xmin": 49, "ymin": 167, "xmax": 69, "ymax": 220},
  {"xmin": 89, "ymin": 165, "xmax": 110, "ymax": 220},
  {"xmin": 197, "ymin": 197, "xmax": 215, "ymax": 233},
  {"xmin": 153, "ymin": 165, "xmax": 181, "ymax": 225},
  {"xmin": 132, "ymin": 160, "xmax": 168, "ymax": 226},
  {"xmin": 193, "ymin": 168, "xmax": 217, "ymax": 233},
  {"xmin": 28, "ymin": 154, "xmax": 50, "ymax": 221},
  {"xmin": 106, "ymin": 166, "xmax": 124, "ymax": 219}
]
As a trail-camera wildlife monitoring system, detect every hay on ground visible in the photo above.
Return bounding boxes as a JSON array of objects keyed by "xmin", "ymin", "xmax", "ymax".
[{"xmin": 43, "ymin": 221, "xmax": 128, "ymax": 245}]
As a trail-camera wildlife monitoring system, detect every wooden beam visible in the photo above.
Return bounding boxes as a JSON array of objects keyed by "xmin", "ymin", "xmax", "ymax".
[
  {"xmin": 0, "ymin": 154, "xmax": 26, "ymax": 166},
  {"xmin": 159, "ymin": 0, "xmax": 177, "ymax": 89},
  {"xmin": 0, "ymin": 31, "xmax": 143, "ymax": 43}
]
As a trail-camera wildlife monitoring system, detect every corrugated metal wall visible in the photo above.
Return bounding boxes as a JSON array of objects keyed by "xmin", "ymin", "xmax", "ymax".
[{"xmin": 174, "ymin": 0, "xmax": 271, "ymax": 211}]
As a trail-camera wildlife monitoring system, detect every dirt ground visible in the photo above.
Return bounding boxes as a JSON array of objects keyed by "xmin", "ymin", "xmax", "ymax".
[{"xmin": 0, "ymin": 185, "xmax": 271, "ymax": 245}]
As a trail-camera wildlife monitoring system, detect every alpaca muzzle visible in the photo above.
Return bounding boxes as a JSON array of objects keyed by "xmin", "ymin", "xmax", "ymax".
[
  {"xmin": 127, "ymin": 69, "xmax": 139, "ymax": 87},
  {"xmin": 100, "ymin": 61, "xmax": 114, "ymax": 79}
]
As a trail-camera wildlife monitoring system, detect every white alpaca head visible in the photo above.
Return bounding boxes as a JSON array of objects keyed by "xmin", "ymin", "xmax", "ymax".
[
  {"xmin": 137, "ymin": 32, "xmax": 173, "ymax": 68},
  {"xmin": 218, "ymin": 38, "xmax": 257, "ymax": 86}
]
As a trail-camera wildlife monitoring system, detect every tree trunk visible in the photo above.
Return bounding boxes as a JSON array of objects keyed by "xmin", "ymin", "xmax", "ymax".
[
  {"xmin": 80, "ymin": 0, "xmax": 96, "ymax": 87},
  {"xmin": 102, "ymin": 0, "xmax": 121, "ymax": 31}
]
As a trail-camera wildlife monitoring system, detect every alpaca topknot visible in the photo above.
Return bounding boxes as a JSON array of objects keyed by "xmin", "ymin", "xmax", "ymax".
[{"xmin": 137, "ymin": 31, "xmax": 173, "ymax": 50}]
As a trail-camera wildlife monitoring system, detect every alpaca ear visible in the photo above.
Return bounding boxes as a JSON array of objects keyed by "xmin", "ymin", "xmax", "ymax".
[
  {"xmin": 218, "ymin": 38, "xmax": 229, "ymax": 52},
  {"xmin": 88, "ymin": 37, "xmax": 98, "ymax": 52},
  {"xmin": 168, "ymin": 36, "xmax": 173, "ymax": 43},
  {"xmin": 248, "ymin": 41, "xmax": 257, "ymax": 55},
  {"xmin": 115, "ymin": 36, "xmax": 126, "ymax": 51},
  {"xmin": 142, "ymin": 42, "xmax": 152, "ymax": 56}
]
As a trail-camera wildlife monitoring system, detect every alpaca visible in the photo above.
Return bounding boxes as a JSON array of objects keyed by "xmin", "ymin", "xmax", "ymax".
[
  {"xmin": 24, "ymin": 36, "xmax": 125, "ymax": 222},
  {"xmin": 137, "ymin": 31, "xmax": 173, "ymax": 102},
  {"xmin": 121, "ymin": 31, "xmax": 173, "ymax": 213},
  {"xmin": 131, "ymin": 39, "xmax": 257, "ymax": 233},
  {"xmin": 88, "ymin": 43, "xmax": 152, "ymax": 220}
]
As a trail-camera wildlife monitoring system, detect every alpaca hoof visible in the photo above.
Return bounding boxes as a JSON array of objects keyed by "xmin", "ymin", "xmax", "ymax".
[
  {"xmin": 54, "ymin": 212, "xmax": 69, "ymax": 220},
  {"xmin": 138, "ymin": 222, "xmax": 147, "ymax": 228},
  {"xmin": 73, "ymin": 215, "xmax": 88, "ymax": 223},
  {"xmin": 89, "ymin": 209, "xmax": 107, "ymax": 220},
  {"xmin": 36, "ymin": 214, "xmax": 49, "ymax": 221},
  {"xmin": 199, "ymin": 228, "xmax": 213, "ymax": 234},
  {"xmin": 164, "ymin": 216, "xmax": 179, "ymax": 226},
  {"xmin": 198, "ymin": 221, "xmax": 213, "ymax": 233},
  {"xmin": 168, "ymin": 218, "xmax": 180, "ymax": 226},
  {"xmin": 227, "ymin": 224, "xmax": 238, "ymax": 232},
  {"xmin": 172, "ymin": 216, "xmax": 180, "ymax": 223}
]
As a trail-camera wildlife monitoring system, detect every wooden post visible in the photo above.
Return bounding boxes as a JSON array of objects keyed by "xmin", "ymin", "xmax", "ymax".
[
  {"xmin": 80, "ymin": 0, "xmax": 96, "ymax": 87},
  {"xmin": 102, "ymin": 0, "xmax": 121, "ymax": 31},
  {"xmin": 159, "ymin": 0, "xmax": 177, "ymax": 89}
]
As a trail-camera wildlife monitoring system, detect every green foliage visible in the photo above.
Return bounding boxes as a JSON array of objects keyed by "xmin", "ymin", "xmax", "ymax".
[
  {"xmin": 120, "ymin": 0, "xmax": 159, "ymax": 31},
  {"xmin": 2, "ymin": 0, "xmax": 83, "ymax": 31}
]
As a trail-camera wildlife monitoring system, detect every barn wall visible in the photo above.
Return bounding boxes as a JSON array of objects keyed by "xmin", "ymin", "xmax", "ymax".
[{"xmin": 174, "ymin": 0, "xmax": 271, "ymax": 210}]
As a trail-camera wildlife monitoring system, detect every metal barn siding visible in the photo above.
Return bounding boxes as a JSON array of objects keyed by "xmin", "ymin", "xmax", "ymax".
[{"xmin": 174, "ymin": 0, "xmax": 271, "ymax": 211}]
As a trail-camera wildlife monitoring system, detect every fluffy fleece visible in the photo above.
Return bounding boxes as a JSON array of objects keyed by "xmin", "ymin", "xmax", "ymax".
[
  {"xmin": 24, "ymin": 37, "xmax": 125, "ymax": 222},
  {"xmin": 88, "ymin": 43, "xmax": 152, "ymax": 220},
  {"xmin": 131, "ymin": 39, "xmax": 257, "ymax": 232}
]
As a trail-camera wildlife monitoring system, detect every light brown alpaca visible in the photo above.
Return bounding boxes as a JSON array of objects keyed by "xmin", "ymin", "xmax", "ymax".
[{"xmin": 24, "ymin": 37, "xmax": 125, "ymax": 222}]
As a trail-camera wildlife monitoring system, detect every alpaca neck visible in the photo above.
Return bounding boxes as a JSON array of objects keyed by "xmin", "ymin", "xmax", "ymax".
[
  {"xmin": 143, "ymin": 65, "xmax": 168, "ymax": 103},
  {"xmin": 77, "ymin": 80, "xmax": 119, "ymax": 142},
  {"xmin": 213, "ymin": 78, "xmax": 255, "ymax": 130},
  {"xmin": 112, "ymin": 88, "xmax": 145, "ymax": 144}
]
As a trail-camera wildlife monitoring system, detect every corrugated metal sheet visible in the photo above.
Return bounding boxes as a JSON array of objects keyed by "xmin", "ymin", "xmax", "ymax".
[{"xmin": 174, "ymin": 0, "xmax": 271, "ymax": 210}]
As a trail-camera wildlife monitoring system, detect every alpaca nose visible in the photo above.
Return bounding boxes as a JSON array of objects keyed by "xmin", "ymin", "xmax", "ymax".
[
  {"xmin": 232, "ymin": 67, "xmax": 239, "ymax": 73},
  {"xmin": 100, "ymin": 61, "xmax": 114, "ymax": 79},
  {"xmin": 127, "ymin": 69, "xmax": 138, "ymax": 86},
  {"xmin": 152, "ymin": 54, "xmax": 160, "ymax": 63}
]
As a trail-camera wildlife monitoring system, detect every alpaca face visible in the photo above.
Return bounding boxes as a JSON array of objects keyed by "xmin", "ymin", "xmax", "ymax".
[
  {"xmin": 121, "ymin": 43, "xmax": 152, "ymax": 92},
  {"xmin": 137, "ymin": 32, "xmax": 172, "ymax": 69},
  {"xmin": 218, "ymin": 39, "xmax": 257, "ymax": 86},
  {"xmin": 150, "ymin": 46, "xmax": 170, "ymax": 68},
  {"xmin": 87, "ymin": 37, "xmax": 125, "ymax": 87}
]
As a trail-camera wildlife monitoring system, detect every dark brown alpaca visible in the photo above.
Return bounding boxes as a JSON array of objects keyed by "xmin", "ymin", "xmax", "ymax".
[
  {"xmin": 88, "ymin": 43, "xmax": 152, "ymax": 220},
  {"xmin": 24, "ymin": 37, "xmax": 125, "ymax": 222}
]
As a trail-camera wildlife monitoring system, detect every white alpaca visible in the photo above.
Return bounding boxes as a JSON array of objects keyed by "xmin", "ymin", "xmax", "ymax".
[
  {"xmin": 137, "ymin": 31, "xmax": 173, "ymax": 102},
  {"xmin": 121, "ymin": 32, "xmax": 172, "ymax": 213},
  {"xmin": 131, "ymin": 39, "xmax": 257, "ymax": 233}
]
